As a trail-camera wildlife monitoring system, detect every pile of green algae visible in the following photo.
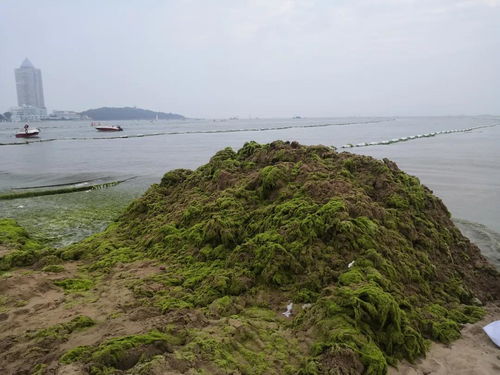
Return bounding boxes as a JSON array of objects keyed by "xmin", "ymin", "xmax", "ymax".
[{"xmin": 2, "ymin": 141, "xmax": 500, "ymax": 375}]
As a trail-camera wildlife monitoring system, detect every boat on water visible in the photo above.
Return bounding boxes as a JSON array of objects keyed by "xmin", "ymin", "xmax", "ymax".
[
  {"xmin": 95, "ymin": 125, "xmax": 123, "ymax": 132},
  {"xmin": 91, "ymin": 122, "xmax": 123, "ymax": 132},
  {"xmin": 15, "ymin": 124, "xmax": 40, "ymax": 138}
]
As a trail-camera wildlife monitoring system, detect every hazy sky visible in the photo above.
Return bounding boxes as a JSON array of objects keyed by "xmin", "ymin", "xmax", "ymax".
[{"xmin": 1, "ymin": 0, "xmax": 499, "ymax": 117}]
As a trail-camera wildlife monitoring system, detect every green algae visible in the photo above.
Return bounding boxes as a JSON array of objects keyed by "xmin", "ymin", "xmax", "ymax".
[
  {"xmin": 31, "ymin": 364, "xmax": 47, "ymax": 375},
  {"xmin": 60, "ymin": 329, "xmax": 184, "ymax": 373},
  {"xmin": 31, "ymin": 315, "xmax": 95, "ymax": 341},
  {"xmin": 173, "ymin": 309, "xmax": 304, "ymax": 374},
  {"xmin": 41, "ymin": 141, "xmax": 500, "ymax": 374},
  {"xmin": 0, "ymin": 218, "xmax": 44, "ymax": 252},
  {"xmin": 42, "ymin": 264, "xmax": 65, "ymax": 273},
  {"xmin": 0, "ymin": 295, "xmax": 9, "ymax": 313},
  {"xmin": 0, "ymin": 218, "xmax": 49, "ymax": 271},
  {"xmin": 301, "ymin": 280, "xmax": 428, "ymax": 372},
  {"xmin": 134, "ymin": 261, "xmax": 248, "ymax": 312},
  {"xmin": 0, "ymin": 182, "xmax": 143, "ymax": 249},
  {"xmin": 54, "ymin": 278, "xmax": 94, "ymax": 292}
]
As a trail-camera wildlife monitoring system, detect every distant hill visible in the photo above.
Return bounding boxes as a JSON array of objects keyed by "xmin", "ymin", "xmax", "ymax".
[{"xmin": 81, "ymin": 107, "xmax": 185, "ymax": 121}]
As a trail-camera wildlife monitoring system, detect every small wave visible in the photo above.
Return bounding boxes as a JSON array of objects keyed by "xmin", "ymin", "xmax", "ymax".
[
  {"xmin": 454, "ymin": 218, "xmax": 500, "ymax": 271},
  {"xmin": 340, "ymin": 124, "xmax": 497, "ymax": 149}
]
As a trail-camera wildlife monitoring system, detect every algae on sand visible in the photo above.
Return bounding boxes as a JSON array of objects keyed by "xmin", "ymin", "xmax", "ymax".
[
  {"xmin": 2, "ymin": 141, "xmax": 500, "ymax": 375},
  {"xmin": 0, "ymin": 218, "xmax": 49, "ymax": 271}
]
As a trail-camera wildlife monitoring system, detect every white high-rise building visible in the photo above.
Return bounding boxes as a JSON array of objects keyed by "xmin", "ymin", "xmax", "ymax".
[{"xmin": 15, "ymin": 58, "xmax": 46, "ymax": 109}]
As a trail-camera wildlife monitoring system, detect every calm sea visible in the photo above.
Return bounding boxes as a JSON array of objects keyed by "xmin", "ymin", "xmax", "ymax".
[{"xmin": 1, "ymin": 117, "xmax": 499, "ymax": 267}]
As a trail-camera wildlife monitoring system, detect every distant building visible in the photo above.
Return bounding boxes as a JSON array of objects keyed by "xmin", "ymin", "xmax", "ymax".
[
  {"xmin": 48, "ymin": 110, "xmax": 86, "ymax": 120},
  {"xmin": 15, "ymin": 58, "xmax": 45, "ymax": 108},
  {"xmin": 9, "ymin": 105, "xmax": 47, "ymax": 122},
  {"xmin": 13, "ymin": 58, "xmax": 47, "ymax": 121}
]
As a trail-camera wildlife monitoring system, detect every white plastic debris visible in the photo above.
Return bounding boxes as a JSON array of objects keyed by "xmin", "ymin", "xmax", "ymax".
[
  {"xmin": 348, "ymin": 261, "xmax": 355, "ymax": 268},
  {"xmin": 483, "ymin": 321, "xmax": 500, "ymax": 347},
  {"xmin": 17, "ymin": 205, "xmax": 24, "ymax": 208},
  {"xmin": 282, "ymin": 303, "xmax": 293, "ymax": 318}
]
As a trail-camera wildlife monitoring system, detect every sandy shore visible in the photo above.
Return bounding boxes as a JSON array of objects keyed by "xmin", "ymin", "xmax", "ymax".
[{"xmin": 390, "ymin": 304, "xmax": 500, "ymax": 375}]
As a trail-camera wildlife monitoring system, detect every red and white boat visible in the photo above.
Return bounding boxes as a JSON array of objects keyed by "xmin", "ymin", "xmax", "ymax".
[
  {"xmin": 91, "ymin": 122, "xmax": 123, "ymax": 132},
  {"xmin": 16, "ymin": 125, "xmax": 40, "ymax": 138}
]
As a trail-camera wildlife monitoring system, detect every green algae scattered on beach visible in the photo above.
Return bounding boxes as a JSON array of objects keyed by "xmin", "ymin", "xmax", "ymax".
[
  {"xmin": 30, "ymin": 315, "xmax": 95, "ymax": 341},
  {"xmin": 0, "ymin": 218, "xmax": 49, "ymax": 271},
  {"xmin": 60, "ymin": 329, "xmax": 184, "ymax": 367},
  {"xmin": 53, "ymin": 277, "xmax": 94, "ymax": 293},
  {"xmin": 41, "ymin": 264, "xmax": 65, "ymax": 273}
]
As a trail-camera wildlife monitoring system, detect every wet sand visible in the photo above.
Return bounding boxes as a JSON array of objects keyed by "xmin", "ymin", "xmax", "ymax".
[{"xmin": 390, "ymin": 304, "xmax": 500, "ymax": 375}]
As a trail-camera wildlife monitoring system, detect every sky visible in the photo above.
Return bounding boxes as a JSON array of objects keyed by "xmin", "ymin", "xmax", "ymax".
[{"xmin": 1, "ymin": 0, "xmax": 499, "ymax": 118}]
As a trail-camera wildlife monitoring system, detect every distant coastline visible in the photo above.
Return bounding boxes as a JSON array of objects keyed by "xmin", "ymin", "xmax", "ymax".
[{"xmin": 80, "ymin": 106, "xmax": 185, "ymax": 121}]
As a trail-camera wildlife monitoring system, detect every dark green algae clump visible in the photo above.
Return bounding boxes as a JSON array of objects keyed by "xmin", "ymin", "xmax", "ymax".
[
  {"xmin": 27, "ymin": 141, "xmax": 500, "ymax": 374},
  {"xmin": 0, "ymin": 218, "xmax": 50, "ymax": 271}
]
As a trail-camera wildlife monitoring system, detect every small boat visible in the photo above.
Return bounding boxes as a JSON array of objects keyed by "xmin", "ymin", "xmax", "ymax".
[
  {"xmin": 91, "ymin": 122, "xmax": 123, "ymax": 132},
  {"xmin": 16, "ymin": 124, "xmax": 40, "ymax": 138},
  {"xmin": 95, "ymin": 125, "xmax": 123, "ymax": 132}
]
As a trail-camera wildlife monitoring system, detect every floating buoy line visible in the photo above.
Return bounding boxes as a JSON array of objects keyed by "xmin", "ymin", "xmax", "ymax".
[
  {"xmin": 340, "ymin": 124, "xmax": 497, "ymax": 149},
  {"xmin": 0, "ymin": 119, "xmax": 391, "ymax": 146}
]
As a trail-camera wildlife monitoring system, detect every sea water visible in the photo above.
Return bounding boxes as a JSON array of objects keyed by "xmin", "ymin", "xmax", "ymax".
[{"xmin": 0, "ymin": 116, "xmax": 499, "ymax": 267}]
